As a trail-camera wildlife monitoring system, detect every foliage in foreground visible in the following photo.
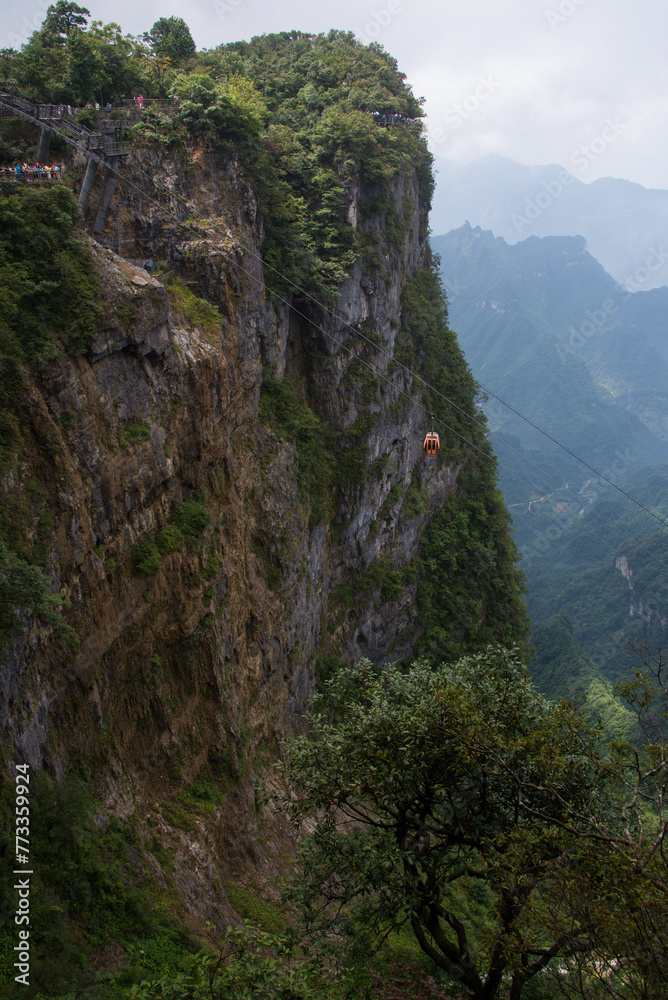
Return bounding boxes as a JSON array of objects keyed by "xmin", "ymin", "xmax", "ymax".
[
  {"xmin": 0, "ymin": 773, "xmax": 199, "ymax": 998},
  {"xmin": 283, "ymin": 647, "xmax": 601, "ymax": 999},
  {"xmin": 129, "ymin": 924, "xmax": 338, "ymax": 1000},
  {"xmin": 129, "ymin": 927, "xmax": 475, "ymax": 1000},
  {"xmin": 550, "ymin": 643, "xmax": 668, "ymax": 1000},
  {"xmin": 283, "ymin": 645, "xmax": 668, "ymax": 1000}
]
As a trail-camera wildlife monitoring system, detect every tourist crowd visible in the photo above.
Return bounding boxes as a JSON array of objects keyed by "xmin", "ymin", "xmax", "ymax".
[
  {"xmin": 372, "ymin": 111, "xmax": 422, "ymax": 126},
  {"xmin": 1, "ymin": 163, "xmax": 63, "ymax": 180},
  {"xmin": 39, "ymin": 102, "xmax": 113, "ymax": 117}
]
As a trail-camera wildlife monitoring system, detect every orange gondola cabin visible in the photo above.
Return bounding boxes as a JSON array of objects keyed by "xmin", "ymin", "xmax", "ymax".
[{"xmin": 423, "ymin": 431, "xmax": 440, "ymax": 456}]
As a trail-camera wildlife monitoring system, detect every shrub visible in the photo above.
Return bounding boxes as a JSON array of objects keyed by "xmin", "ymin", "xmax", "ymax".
[
  {"xmin": 400, "ymin": 483, "xmax": 427, "ymax": 520},
  {"xmin": 381, "ymin": 569, "xmax": 405, "ymax": 603},
  {"xmin": 118, "ymin": 420, "xmax": 152, "ymax": 448},
  {"xmin": 131, "ymin": 531, "xmax": 162, "ymax": 575},
  {"xmin": 163, "ymin": 275, "xmax": 222, "ymax": 338},
  {"xmin": 0, "ymin": 539, "xmax": 76, "ymax": 647},
  {"xmin": 204, "ymin": 551, "xmax": 219, "ymax": 578},
  {"xmin": 157, "ymin": 523, "xmax": 185, "ymax": 555},
  {"xmin": 129, "ymin": 924, "xmax": 340, "ymax": 1000},
  {"xmin": 171, "ymin": 498, "xmax": 211, "ymax": 537},
  {"xmin": 59, "ymin": 408, "xmax": 76, "ymax": 429}
]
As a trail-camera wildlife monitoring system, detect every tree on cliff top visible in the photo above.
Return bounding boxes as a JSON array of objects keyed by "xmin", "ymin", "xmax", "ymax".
[
  {"xmin": 283, "ymin": 647, "xmax": 606, "ymax": 1000},
  {"xmin": 143, "ymin": 16, "xmax": 196, "ymax": 66},
  {"xmin": 44, "ymin": 1, "xmax": 91, "ymax": 38}
]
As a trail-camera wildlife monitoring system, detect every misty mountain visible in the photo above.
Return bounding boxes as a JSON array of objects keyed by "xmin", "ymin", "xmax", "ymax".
[
  {"xmin": 432, "ymin": 224, "xmax": 668, "ymax": 503},
  {"xmin": 432, "ymin": 224, "xmax": 668, "ymax": 692},
  {"xmin": 430, "ymin": 155, "xmax": 668, "ymax": 291}
]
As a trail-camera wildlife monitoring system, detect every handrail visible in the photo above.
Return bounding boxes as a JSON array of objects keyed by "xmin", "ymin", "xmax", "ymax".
[
  {"xmin": 121, "ymin": 98, "xmax": 178, "ymax": 111},
  {"xmin": 0, "ymin": 166, "xmax": 64, "ymax": 182}
]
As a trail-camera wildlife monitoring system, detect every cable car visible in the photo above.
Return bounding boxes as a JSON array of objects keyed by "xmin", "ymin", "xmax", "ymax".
[{"xmin": 423, "ymin": 431, "xmax": 440, "ymax": 456}]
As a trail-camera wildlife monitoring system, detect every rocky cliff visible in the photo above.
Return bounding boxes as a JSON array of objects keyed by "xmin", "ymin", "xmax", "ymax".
[
  {"xmin": 0, "ymin": 37, "xmax": 528, "ymax": 968},
  {"xmin": 0, "ymin": 148, "xmax": 442, "ymax": 921}
]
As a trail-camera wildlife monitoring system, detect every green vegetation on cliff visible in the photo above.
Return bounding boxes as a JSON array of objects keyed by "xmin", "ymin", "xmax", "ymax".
[
  {"xmin": 0, "ymin": 184, "xmax": 101, "ymax": 399},
  {"xmin": 0, "ymin": 184, "xmax": 100, "ymax": 647},
  {"xmin": 166, "ymin": 31, "xmax": 430, "ymax": 298},
  {"xmin": 397, "ymin": 256, "xmax": 529, "ymax": 658},
  {"xmin": 218, "ymin": 32, "xmax": 428, "ymax": 297},
  {"xmin": 0, "ymin": 773, "xmax": 200, "ymax": 997}
]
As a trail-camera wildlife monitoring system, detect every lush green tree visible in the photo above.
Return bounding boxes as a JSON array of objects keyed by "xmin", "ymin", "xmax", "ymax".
[
  {"xmin": 135, "ymin": 50, "xmax": 174, "ymax": 97},
  {"xmin": 283, "ymin": 647, "xmax": 607, "ymax": 1000},
  {"xmin": 13, "ymin": 27, "xmax": 68, "ymax": 100},
  {"xmin": 16, "ymin": 11, "xmax": 141, "ymax": 103},
  {"xmin": 548, "ymin": 644, "xmax": 668, "ymax": 1000},
  {"xmin": 0, "ymin": 47, "xmax": 18, "ymax": 78},
  {"xmin": 86, "ymin": 21, "xmax": 144, "ymax": 103},
  {"xmin": 143, "ymin": 16, "xmax": 196, "ymax": 66},
  {"xmin": 43, "ymin": 1, "xmax": 91, "ymax": 38},
  {"xmin": 63, "ymin": 25, "xmax": 100, "ymax": 102},
  {"xmin": 172, "ymin": 71, "xmax": 268, "ymax": 139}
]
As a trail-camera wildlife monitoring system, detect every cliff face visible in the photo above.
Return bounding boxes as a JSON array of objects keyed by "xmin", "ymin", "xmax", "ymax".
[{"xmin": 1, "ymin": 139, "xmax": 469, "ymax": 927}]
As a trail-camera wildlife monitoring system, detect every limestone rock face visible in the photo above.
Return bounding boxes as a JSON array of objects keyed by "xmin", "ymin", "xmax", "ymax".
[{"xmin": 1, "ymin": 144, "xmax": 458, "ymax": 927}]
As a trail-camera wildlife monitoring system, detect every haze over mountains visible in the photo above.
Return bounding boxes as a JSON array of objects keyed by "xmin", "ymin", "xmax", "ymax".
[
  {"xmin": 432, "ymin": 224, "xmax": 668, "ymax": 472},
  {"xmin": 431, "ymin": 222, "xmax": 668, "ymax": 696},
  {"xmin": 430, "ymin": 155, "xmax": 668, "ymax": 291}
]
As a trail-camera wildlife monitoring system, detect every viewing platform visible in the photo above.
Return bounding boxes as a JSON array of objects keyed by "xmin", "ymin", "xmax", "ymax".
[
  {"xmin": 0, "ymin": 82, "xmax": 133, "ymax": 236},
  {"xmin": 0, "ymin": 165, "xmax": 64, "ymax": 183}
]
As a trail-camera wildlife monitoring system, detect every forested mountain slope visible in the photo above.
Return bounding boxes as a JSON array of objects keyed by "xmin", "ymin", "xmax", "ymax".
[
  {"xmin": 433, "ymin": 223, "xmax": 668, "ymax": 696},
  {"xmin": 432, "ymin": 224, "xmax": 668, "ymax": 487}
]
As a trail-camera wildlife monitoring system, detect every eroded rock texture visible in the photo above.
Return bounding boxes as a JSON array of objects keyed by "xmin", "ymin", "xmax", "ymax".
[{"xmin": 2, "ymin": 145, "xmax": 460, "ymax": 928}]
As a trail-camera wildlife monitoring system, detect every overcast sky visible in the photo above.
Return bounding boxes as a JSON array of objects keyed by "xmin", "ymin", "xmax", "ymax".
[{"xmin": 3, "ymin": 0, "xmax": 667, "ymax": 190}]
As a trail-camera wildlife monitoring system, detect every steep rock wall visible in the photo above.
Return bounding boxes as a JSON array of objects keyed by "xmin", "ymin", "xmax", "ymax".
[{"xmin": 1, "ymin": 143, "xmax": 462, "ymax": 928}]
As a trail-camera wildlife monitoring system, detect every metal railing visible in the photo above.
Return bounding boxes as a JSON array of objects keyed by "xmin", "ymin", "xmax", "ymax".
[
  {"xmin": 121, "ymin": 98, "xmax": 178, "ymax": 112},
  {"xmin": 0, "ymin": 166, "xmax": 64, "ymax": 182}
]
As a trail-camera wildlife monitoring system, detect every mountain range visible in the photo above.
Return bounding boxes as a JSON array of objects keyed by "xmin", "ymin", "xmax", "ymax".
[
  {"xmin": 430, "ymin": 155, "xmax": 668, "ymax": 291},
  {"xmin": 432, "ymin": 223, "xmax": 668, "ymax": 694}
]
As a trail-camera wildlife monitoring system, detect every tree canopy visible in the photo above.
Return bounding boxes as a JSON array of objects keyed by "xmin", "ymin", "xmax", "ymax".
[
  {"xmin": 284, "ymin": 648, "xmax": 601, "ymax": 999},
  {"xmin": 44, "ymin": 1, "xmax": 91, "ymax": 39},
  {"xmin": 143, "ymin": 16, "xmax": 196, "ymax": 65},
  {"xmin": 283, "ymin": 646, "xmax": 668, "ymax": 1000}
]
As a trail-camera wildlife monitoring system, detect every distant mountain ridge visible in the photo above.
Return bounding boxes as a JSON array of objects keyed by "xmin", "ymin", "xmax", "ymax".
[
  {"xmin": 432, "ymin": 224, "xmax": 668, "ymax": 489},
  {"xmin": 432, "ymin": 224, "xmax": 668, "ymax": 693},
  {"xmin": 430, "ymin": 155, "xmax": 668, "ymax": 291}
]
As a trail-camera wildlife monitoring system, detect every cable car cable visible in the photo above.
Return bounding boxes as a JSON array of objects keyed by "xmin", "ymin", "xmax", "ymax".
[
  {"xmin": 27, "ymin": 112, "xmax": 666, "ymax": 536},
  {"xmin": 475, "ymin": 381, "xmax": 668, "ymax": 531},
  {"xmin": 226, "ymin": 254, "xmax": 621, "ymax": 562},
  {"xmin": 215, "ymin": 229, "xmax": 668, "ymax": 531},
  {"xmin": 92, "ymin": 153, "xmax": 668, "ymax": 578}
]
